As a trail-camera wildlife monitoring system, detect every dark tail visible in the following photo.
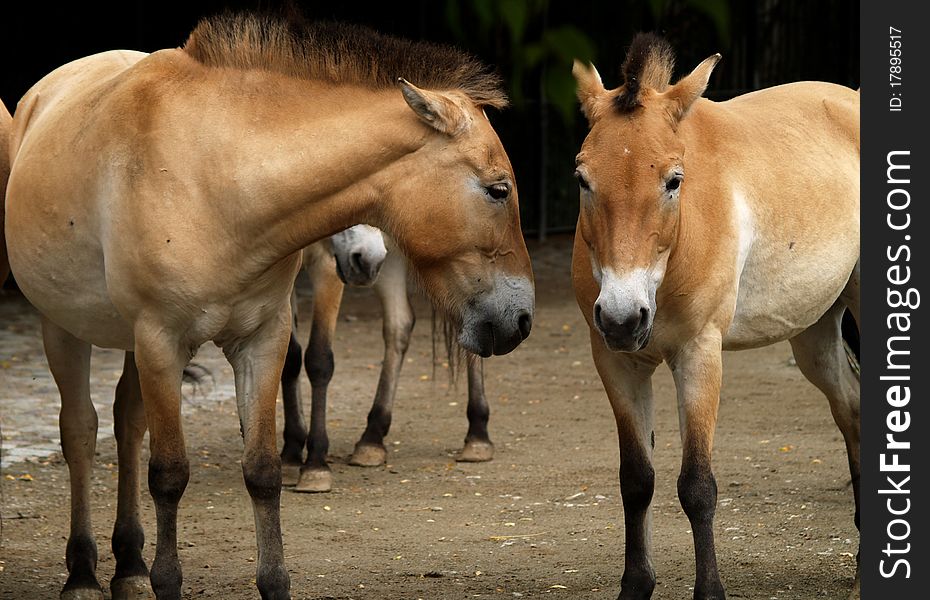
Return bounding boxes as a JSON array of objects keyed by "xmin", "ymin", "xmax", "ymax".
[
  {"xmin": 182, "ymin": 362, "xmax": 215, "ymax": 399},
  {"xmin": 841, "ymin": 309, "xmax": 859, "ymax": 378},
  {"xmin": 1, "ymin": 100, "xmax": 13, "ymax": 286}
]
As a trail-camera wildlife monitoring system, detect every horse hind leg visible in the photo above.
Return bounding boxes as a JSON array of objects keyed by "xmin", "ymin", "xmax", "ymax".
[
  {"xmin": 110, "ymin": 352, "xmax": 154, "ymax": 600},
  {"xmin": 349, "ymin": 252, "xmax": 415, "ymax": 467},
  {"xmin": 280, "ymin": 317, "xmax": 307, "ymax": 486},
  {"xmin": 456, "ymin": 355, "xmax": 494, "ymax": 462},
  {"xmin": 788, "ymin": 300, "xmax": 860, "ymax": 599},
  {"xmin": 42, "ymin": 318, "xmax": 103, "ymax": 600},
  {"xmin": 295, "ymin": 262, "xmax": 344, "ymax": 493}
]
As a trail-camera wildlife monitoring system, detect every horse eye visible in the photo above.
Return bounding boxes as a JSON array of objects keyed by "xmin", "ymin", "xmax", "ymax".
[
  {"xmin": 575, "ymin": 170, "xmax": 590, "ymax": 191},
  {"xmin": 665, "ymin": 175, "xmax": 682, "ymax": 192},
  {"xmin": 487, "ymin": 183, "xmax": 510, "ymax": 201}
]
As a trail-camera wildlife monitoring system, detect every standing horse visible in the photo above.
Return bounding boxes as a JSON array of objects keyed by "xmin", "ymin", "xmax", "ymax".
[
  {"xmin": 571, "ymin": 34, "xmax": 859, "ymax": 599},
  {"xmin": 5, "ymin": 13, "xmax": 533, "ymax": 600},
  {"xmin": 282, "ymin": 233, "xmax": 494, "ymax": 493}
]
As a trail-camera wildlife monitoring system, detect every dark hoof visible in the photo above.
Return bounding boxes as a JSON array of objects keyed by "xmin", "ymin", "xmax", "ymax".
[
  {"xmin": 618, "ymin": 568, "xmax": 656, "ymax": 600},
  {"xmin": 456, "ymin": 440, "xmax": 494, "ymax": 462},
  {"xmin": 294, "ymin": 467, "xmax": 332, "ymax": 493},
  {"xmin": 349, "ymin": 443, "xmax": 387, "ymax": 467},
  {"xmin": 281, "ymin": 463, "xmax": 301, "ymax": 487},
  {"xmin": 110, "ymin": 576, "xmax": 154, "ymax": 600}
]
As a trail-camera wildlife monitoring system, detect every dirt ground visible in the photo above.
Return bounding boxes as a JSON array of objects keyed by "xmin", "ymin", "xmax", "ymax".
[{"xmin": 0, "ymin": 236, "xmax": 858, "ymax": 599}]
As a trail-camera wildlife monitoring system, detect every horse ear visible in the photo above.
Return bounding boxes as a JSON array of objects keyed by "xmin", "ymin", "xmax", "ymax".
[
  {"xmin": 664, "ymin": 53, "xmax": 721, "ymax": 121},
  {"xmin": 398, "ymin": 78, "xmax": 467, "ymax": 135},
  {"xmin": 573, "ymin": 60, "xmax": 606, "ymax": 124}
]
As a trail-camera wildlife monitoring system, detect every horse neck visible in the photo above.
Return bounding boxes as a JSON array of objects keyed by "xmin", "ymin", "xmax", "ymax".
[
  {"xmin": 662, "ymin": 103, "xmax": 734, "ymax": 293},
  {"xmin": 195, "ymin": 77, "xmax": 426, "ymax": 267}
]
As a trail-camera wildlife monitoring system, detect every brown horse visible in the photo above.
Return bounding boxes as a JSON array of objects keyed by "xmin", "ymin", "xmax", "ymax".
[
  {"xmin": 281, "ymin": 233, "xmax": 495, "ymax": 493},
  {"xmin": 571, "ymin": 35, "xmax": 859, "ymax": 599},
  {"xmin": 5, "ymin": 14, "xmax": 533, "ymax": 600}
]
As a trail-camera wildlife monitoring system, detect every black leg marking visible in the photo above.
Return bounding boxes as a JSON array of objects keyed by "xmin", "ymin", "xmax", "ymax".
[
  {"xmin": 63, "ymin": 533, "xmax": 102, "ymax": 593},
  {"xmin": 678, "ymin": 461, "xmax": 725, "ymax": 599},
  {"xmin": 618, "ymin": 442, "xmax": 656, "ymax": 600},
  {"xmin": 280, "ymin": 332, "xmax": 306, "ymax": 465}
]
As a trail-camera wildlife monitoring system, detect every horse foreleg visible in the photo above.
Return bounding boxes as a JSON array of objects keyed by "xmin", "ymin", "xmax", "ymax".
[
  {"xmin": 789, "ymin": 301, "xmax": 860, "ymax": 599},
  {"xmin": 43, "ymin": 318, "xmax": 103, "ymax": 600},
  {"xmin": 350, "ymin": 251, "xmax": 414, "ymax": 467},
  {"xmin": 294, "ymin": 262, "xmax": 343, "ymax": 493},
  {"xmin": 456, "ymin": 354, "xmax": 494, "ymax": 462},
  {"xmin": 110, "ymin": 351, "xmax": 153, "ymax": 600},
  {"xmin": 134, "ymin": 324, "xmax": 190, "ymax": 600},
  {"xmin": 225, "ymin": 311, "xmax": 292, "ymax": 599},
  {"xmin": 591, "ymin": 332, "xmax": 659, "ymax": 600},
  {"xmin": 669, "ymin": 329, "xmax": 726, "ymax": 600}
]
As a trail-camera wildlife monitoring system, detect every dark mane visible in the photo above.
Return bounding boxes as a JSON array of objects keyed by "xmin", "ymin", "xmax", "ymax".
[
  {"xmin": 615, "ymin": 33, "xmax": 675, "ymax": 112},
  {"xmin": 183, "ymin": 12, "xmax": 508, "ymax": 109}
]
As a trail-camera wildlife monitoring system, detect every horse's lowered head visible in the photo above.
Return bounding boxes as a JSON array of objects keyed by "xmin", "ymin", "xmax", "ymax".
[
  {"xmin": 330, "ymin": 224, "xmax": 387, "ymax": 286},
  {"xmin": 375, "ymin": 77, "xmax": 534, "ymax": 358},
  {"xmin": 572, "ymin": 34, "xmax": 720, "ymax": 352}
]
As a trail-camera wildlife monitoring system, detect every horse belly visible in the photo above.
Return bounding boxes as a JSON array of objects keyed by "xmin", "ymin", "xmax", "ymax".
[
  {"xmin": 722, "ymin": 241, "xmax": 857, "ymax": 350},
  {"xmin": 7, "ymin": 212, "xmax": 134, "ymax": 350}
]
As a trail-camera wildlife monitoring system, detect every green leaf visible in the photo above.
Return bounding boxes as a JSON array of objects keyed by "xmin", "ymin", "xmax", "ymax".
[
  {"xmin": 543, "ymin": 68, "xmax": 580, "ymax": 126},
  {"xmin": 499, "ymin": 0, "xmax": 529, "ymax": 43},
  {"xmin": 542, "ymin": 26, "xmax": 596, "ymax": 64}
]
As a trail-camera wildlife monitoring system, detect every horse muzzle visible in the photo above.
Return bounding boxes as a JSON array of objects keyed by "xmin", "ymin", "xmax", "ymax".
[
  {"xmin": 458, "ymin": 276, "xmax": 534, "ymax": 357},
  {"xmin": 335, "ymin": 249, "xmax": 385, "ymax": 287},
  {"xmin": 593, "ymin": 269, "xmax": 656, "ymax": 352}
]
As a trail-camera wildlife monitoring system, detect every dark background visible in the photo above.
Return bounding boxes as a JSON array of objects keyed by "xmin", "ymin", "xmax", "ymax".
[{"xmin": 0, "ymin": 0, "xmax": 859, "ymax": 238}]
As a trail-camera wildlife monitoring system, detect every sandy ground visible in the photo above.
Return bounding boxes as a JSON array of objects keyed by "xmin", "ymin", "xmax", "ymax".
[{"xmin": 0, "ymin": 237, "xmax": 858, "ymax": 599}]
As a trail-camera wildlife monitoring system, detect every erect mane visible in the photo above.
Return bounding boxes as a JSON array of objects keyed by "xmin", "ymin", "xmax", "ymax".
[
  {"xmin": 615, "ymin": 33, "xmax": 675, "ymax": 112},
  {"xmin": 183, "ymin": 12, "xmax": 508, "ymax": 109}
]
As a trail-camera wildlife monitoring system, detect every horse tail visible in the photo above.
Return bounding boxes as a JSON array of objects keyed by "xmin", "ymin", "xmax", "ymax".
[
  {"xmin": 841, "ymin": 309, "xmax": 859, "ymax": 379},
  {"xmin": 0, "ymin": 100, "xmax": 13, "ymax": 286},
  {"xmin": 182, "ymin": 362, "xmax": 215, "ymax": 400},
  {"xmin": 431, "ymin": 309, "xmax": 465, "ymax": 387}
]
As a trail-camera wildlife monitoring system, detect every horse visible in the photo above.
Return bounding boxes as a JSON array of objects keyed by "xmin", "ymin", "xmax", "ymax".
[
  {"xmin": 5, "ymin": 13, "xmax": 534, "ymax": 600},
  {"xmin": 281, "ymin": 233, "xmax": 494, "ymax": 493},
  {"xmin": 571, "ymin": 34, "xmax": 859, "ymax": 599},
  {"xmin": 1, "ymin": 100, "xmax": 11, "ymax": 284}
]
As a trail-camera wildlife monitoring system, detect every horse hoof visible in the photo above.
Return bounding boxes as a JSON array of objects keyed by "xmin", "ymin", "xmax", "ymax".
[
  {"xmin": 349, "ymin": 443, "xmax": 387, "ymax": 467},
  {"xmin": 111, "ymin": 576, "xmax": 154, "ymax": 600},
  {"xmin": 456, "ymin": 440, "xmax": 494, "ymax": 462},
  {"xmin": 281, "ymin": 463, "xmax": 301, "ymax": 487},
  {"xmin": 294, "ymin": 468, "xmax": 332, "ymax": 493},
  {"xmin": 61, "ymin": 587, "xmax": 105, "ymax": 600}
]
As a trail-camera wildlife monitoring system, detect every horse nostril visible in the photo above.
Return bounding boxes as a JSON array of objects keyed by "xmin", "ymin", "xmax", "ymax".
[
  {"xmin": 517, "ymin": 312, "xmax": 532, "ymax": 339},
  {"xmin": 350, "ymin": 252, "xmax": 364, "ymax": 273},
  {"xmin": 639, "ymin": 306, "xmax": 650, "ymax": 327},
  {"xmin": 594, "ymin": 302, "xmax": 603, "ymax": 328}
]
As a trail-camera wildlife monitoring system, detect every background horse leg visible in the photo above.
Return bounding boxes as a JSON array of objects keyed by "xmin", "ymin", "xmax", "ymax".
[
  {"xmin": 349, "ymin": 251, "xmax": 414, "ymax": 467},
  {"xmin": 43, "ymin": 318, "xmax": 103, "ymax": 600},
  {"xmin": 280, "ymin": 290, "xmax": 307, "ymax": 486},
  {"xmin": 295, "ymin": 261, "xmax": 344, "ymax": 493},
  {"xmin": 225, "ymin": 312, "xmax": 292, "ymax": 599},
  {"xmin": 789, "ymin": 299, "xmax": 860, "ymax": 600},
  {"xmin": 110, "ymin": 351, "xmax": 153, "ymax": 600},
  {"xmin": 456, "ymin": 355, "xmax": 494, "ymax": 462},
  {"xmin": 591, "ymin": 332, "xmax": 659, "ymax": 600},
  {"xmin": 134, "ymin": 326, "xmax": 190, "ymax": 600},
  {"xmin": 669, "ymin": 330, "xmax": 726, "ymax": 600}
]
